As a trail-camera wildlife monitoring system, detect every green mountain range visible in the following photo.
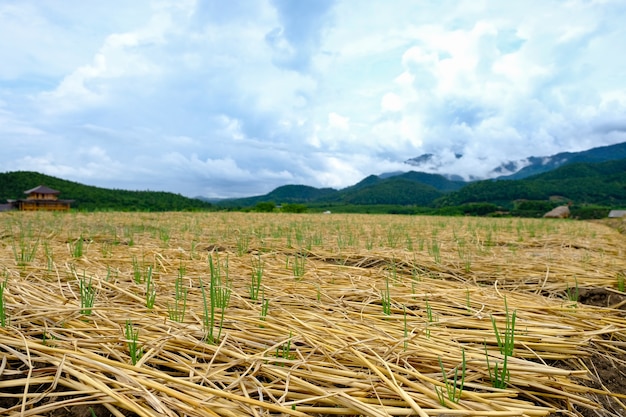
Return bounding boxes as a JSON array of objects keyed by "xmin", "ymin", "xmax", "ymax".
[
  {"xmin": 221, "ymin": 157, "xmax": 626, "ymax": 213},
  {"xmin": 1, "ymin": 144, "xmax": 625, "ymax": 217}
]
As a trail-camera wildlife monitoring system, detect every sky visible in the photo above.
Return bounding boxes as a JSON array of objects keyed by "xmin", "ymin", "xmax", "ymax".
[{"xmin": 1, "ymin": 0, "xmax": 626, "ymax": 198}]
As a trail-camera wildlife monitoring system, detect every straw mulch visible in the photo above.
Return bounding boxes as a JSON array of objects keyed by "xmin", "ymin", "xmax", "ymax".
[{"xmin": 0, "ymin": 212, "xmax": 625, "ymax": 417}]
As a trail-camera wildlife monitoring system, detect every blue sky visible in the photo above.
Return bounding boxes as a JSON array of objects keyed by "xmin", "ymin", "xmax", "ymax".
[{"xmin": 1, "ymin": 0, "xmax": 625, "ymax": 198}]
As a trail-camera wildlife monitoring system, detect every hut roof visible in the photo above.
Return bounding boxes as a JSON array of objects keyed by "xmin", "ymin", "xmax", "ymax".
[
  {"xmin": 24, "ymin": 185, "xmax": 60, "ymax": 195},
  {"xmin": 543, "ymin": 205, "xmax": 570, "ymax": 218},
  {"xmin": 608, "ymin": 210, "xmax": 626, "ymax": 218}
]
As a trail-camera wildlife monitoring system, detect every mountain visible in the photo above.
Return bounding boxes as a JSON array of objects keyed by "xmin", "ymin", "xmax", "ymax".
[
  {"xmin": 0, "ymin": 171, "xmax": 213, "ymax": 211},
  {"xmin": 221, "ymin": 171, "xmax": 465, "ymax": 208},
  {"xmin": 218, "ymin": 184, "xmax": 339, "ymax": 208},
  {"xmin": 435, "ymin": 158, "xmax": 626, "ymax": 207},
  {"xmin": 404, "ymin": 141, "xmax": 626, "ymax": 181},
  {"xmin": 492, "ymin": 141, "xmax": 626, "ymax": 179}
]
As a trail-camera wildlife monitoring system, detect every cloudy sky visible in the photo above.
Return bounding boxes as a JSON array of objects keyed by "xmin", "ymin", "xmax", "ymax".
[{"xmin": 1, "ymin": 1, "xmax": 625, "ymax": 198}]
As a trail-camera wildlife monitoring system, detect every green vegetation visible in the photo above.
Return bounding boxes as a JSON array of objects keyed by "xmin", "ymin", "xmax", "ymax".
[
  {"xmin": 0, "ymin": 276, "xmax": 7, "ymax": 327},
  {"xmin": 487, "ymin": 297, "xmax": 517, "ymax": 388},
  {"xmin": 168, "ymin": 267, "xmax": 188, "ymax": 322},
  {"xmin": 436, "ymin": 350, "xmax": 466, "ymax": 406},
  {"xmin": 0, "ymin": 171, "xmax": 213, "ymax": 211},
  {"xmin": 250, "ymin": 255, "xmax": 264, "ymax": 301},
  {"xmin": 199, "ymin": 255, "xmax": 231, "ymax": 344},
  {"xmin": 1, "ymin": 155, "xmax": 625, "ymax": 217},
  {"xmin": 125, "ymin": 320, "xmax": 143, "ymax": 366},
  {"xmin": 78, "ymin": 270, "xmax": 96, "ymax": 316}
]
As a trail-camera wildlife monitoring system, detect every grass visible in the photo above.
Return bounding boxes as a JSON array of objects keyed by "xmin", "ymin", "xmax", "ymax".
[
  {"xmin": 0, "ymin": 276, "xmax": 7, "ymax": 327},
  {"xmin": 69, "ymin": 236, "xmax": 85, "ymax": 258},
  {"xmin": 168, "ymin": 266, "xmax": 188, "ymax": 322},
  {"xmin": 78, "ymin": 270, "xmax": 96, "ymax": 316},
  {"xmin": 291, "ymin": 252, "xmax": 307, "ymax": 279},
  {"xmin": 491, "ymin": 296, "xmax": 516, "ymax": 357},
  {"xmin": 200, "ymin": 254, "xmax": 231, "ymax": 344},
  {"xmin": 145, "ymin": 267, "xmax": 156, "ymax": 309},
  {"xmin": 259, "ymin": 294, "xmax": 269, "ymax": 327},
  {"xmin": 250, "ymin": 254, "xmax": 264, "ymax": 301},
  {"xmin": 275, "ymin": 331, "xmax": 294, "ymax": 365},
  {"xmin": 125, "ymin": 319, "xmax": 143, "ymax": 366},
  {"xmin": 11, "ymin": 234, "xmax": 39, "ymax": 266},
  {"xmin": 618, "ymin": 272, "xmax": 625, "ymax": 292},
  {"xmin": 486, "ymin": 344, "xmax": 510, "ymax": 389},
  {"xmin": 436, "ymin": 349, "xmax": 466, "ymax": 406},
  {"xmin": 566, "ymin": 276, "xmax": 579, "ymax": 304},
  {"xmin": 381, "ymin": 275, "xmax": 392, "ymax": 315}
]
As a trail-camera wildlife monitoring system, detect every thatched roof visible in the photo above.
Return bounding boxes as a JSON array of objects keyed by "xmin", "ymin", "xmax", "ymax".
[{"xmin": 543, "ymin": 205, "xmax": 570, "ymax": 218}]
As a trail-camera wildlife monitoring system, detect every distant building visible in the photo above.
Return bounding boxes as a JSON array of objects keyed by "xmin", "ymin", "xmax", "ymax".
[
  {"xmin": 608, "ymin": 210, "xmax": 626, "ymax": 218},
  {"xmin": 6, "ymin": 185, "xmax": 74, "ymax": 211}
]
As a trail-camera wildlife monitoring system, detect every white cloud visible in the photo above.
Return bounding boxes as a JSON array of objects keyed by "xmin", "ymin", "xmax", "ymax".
[{"xmin": 1, "ymin": 0, "xmax": 625, "ymax": 197}]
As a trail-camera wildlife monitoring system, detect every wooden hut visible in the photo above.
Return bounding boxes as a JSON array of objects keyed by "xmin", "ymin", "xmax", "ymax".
[{"xmin": 7, "ymin": 185, "xmax": 74, "ymax": 211}]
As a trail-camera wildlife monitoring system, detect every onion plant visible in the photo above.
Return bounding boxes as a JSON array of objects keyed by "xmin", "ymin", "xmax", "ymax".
[
  {"xmin": 168, "ymin": 265, "xmax": 188, "ymax": 322},
  {"xmin": 125, "ymin": 319, "xmax": 143, "ymax": 365},
  {"xmin": 381, "ymin": 275, "xmax": 392, "ymax": 316},
  {"xmin": 485, "ymin": 344, "xmax": 509, "ymax": 388},
  {"xmin": 491, "ymin": 296, "xmax": 516, "ymax": 357},
  {"xmin": 199, "ymin": 254, "xmax": 231, "ymax": 344},
  {"xmin": 436, "ymin": 349, "xmax": 466, "ymax": 406},
  {"xmin": 275, "ymin": 331, "xmax": 294, "ymax": 365},
  {"xmin": 250, "ymin": 254, "xmax": 263, "ymax": 301},
  {"xmin": 259, "ymin": 293, "xmax": 269, "ymax": 327},
  {"xmin": 12, "ymin": 234, "xmax": 39, "ymax": 266},
  {"xmin": 78, "ymin": 270, "xmax": 96, "ymax": 316},
  {"xmin": 291, "ymin": 252, "xmax": 307, "ymax": 279},
  {"xmin": 145, "ymin": 267, "xmax": 156, "ymax": 309},
  {"xmin": 0, "ymin": 276, "xmax": 8, "ymax": 327}
]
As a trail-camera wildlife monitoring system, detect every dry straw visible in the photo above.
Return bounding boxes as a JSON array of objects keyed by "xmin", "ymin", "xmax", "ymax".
[{"xmin": 0, "ymin": 212, "xmax": 624, "ymax": 416}]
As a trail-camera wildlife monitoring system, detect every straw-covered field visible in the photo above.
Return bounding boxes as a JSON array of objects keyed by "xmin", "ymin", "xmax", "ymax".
[{"xmin": 1, "ymin": 212, "xmax": 625, "ymax": 417}]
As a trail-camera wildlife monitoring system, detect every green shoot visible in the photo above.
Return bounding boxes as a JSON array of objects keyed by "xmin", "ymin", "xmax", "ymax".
[
  {"xmin": 250, "ymin": 254, "xmax": 263, "ymax": 301},
  {"xmin": 618, "ymin": 272, "xmax": 625, "ymax": 292},
  {"xmin": 145, "ymin": 267, "xmax": 156, "ymax": 309},
  {"xmin": 125, "ymin": 319, "xmax": 143, "ymax": 365},
  {"xmin": 236, "ymin": 233, "xmax": 250, "ymax": 256},
  {"xmin": 78, "ymin": 271, "xmax": 96, "ymax": 316},
  {"xmin": 292, "ymin": 252, "xmax": 306, "ymax": 279},
  {"xmin": 490, "ymin": 296, "xmax": 516, "ymax": 357},
  {"xmin": 168, "ymin": 266, "xmax": 188, "ymax": 322},
  {"xmin": 403, "ymin": 305, "xmax": 408, "ymax": 351},
  {"xmin": 11, "ymin": 234, "xmax": 39, "ymax": 266},
  {"xmin": 200, "ymin": 255, "xmax": 231, "ymax": 344},
  {"xmin": 275, "ymin": 331, "xmax": 294, "ymax": 365},
  {"xmin": 0, "ymin": 276, "xmax": 8, "ymax": 327},
  {"xmin": 566, "ymin": 277, "xmax": 579, "ymax": 304},
  {"xmin": 425, "ymin": 298, "xmax": 437, "ymax": 339},
  {"xmin": 435, "ymin": 349, "xmax": 466, "ymax": 405},
  {"xmin": 485, "ymin": 343, "xmax": 510, "ymax": 388},
  {"xmin": 381, "ymin": 275, "xmax": 391, "ymax": 315},
  {"xmin": 260, "ymin": 293, "xmax": 269, "ymax": 327},
  {"xmin": 70, "ymin": 236, "xmax": 84, "ymax": 258}
]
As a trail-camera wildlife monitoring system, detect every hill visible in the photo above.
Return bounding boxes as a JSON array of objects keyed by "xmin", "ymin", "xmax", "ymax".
[
  {"xmin": 436, "ymin": 158, "xmax": 626, "ymax": 207},
  {"xmin": 220, "ymin": 171, "xmax": 462, "ymax": 208},
  {"xmin": 0, "ymin": 171, "xmax": 213, "ymax": 211},
  {"xmin": 493, "ymin": 141, "xmax": 626, "ymax": 179},
  {"xmin": 218, "ymin": 185, "xmax": 339, "ymax": 208}
]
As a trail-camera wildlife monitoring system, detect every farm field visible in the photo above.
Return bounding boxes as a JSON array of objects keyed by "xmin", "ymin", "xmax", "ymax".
[{"xmin": 0, "ymin": 212, "xmax": 625, "ymax": 417}]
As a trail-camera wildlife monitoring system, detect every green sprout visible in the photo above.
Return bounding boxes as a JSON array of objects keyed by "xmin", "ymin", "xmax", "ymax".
[
  {"xmin": 125, "ymin": 319, "xmax": 143, "ymax": 365},
  {"xmin": 435, "ymin": 349, "xmax": 466, "ymax": 406}
]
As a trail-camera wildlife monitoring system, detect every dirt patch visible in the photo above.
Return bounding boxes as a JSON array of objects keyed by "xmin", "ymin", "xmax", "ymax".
[{"xmin": 578, "ymin": 288, "xmax": 626, "ymax": 310}]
